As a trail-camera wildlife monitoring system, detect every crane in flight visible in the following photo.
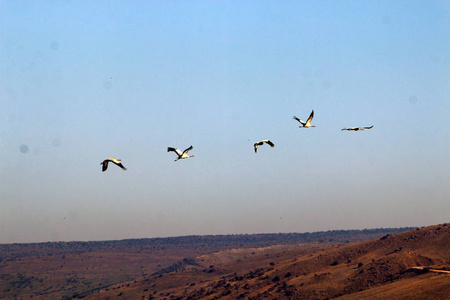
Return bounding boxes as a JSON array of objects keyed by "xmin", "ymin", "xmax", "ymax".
[
  {"xmin": 254, "ymin": 140, "xmax": 275, "ymax": 153},
  {"xmin": 293, "ymin": 110, "xmax": 315, "ymax": 128},
  {"xmin": 167, "ymin": 145, "xmax": 195, "ymax": 161},
  {"xmin": 101, "ymin": 157, "xmax": 127, "ymax": 172},
  {"xmin": 341, "ymin": 126, "xmax": 373, "ymax": 131}
]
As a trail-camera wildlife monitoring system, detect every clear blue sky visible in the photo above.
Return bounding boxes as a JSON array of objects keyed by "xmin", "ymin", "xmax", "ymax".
[{"xmin": 1, "ymin": 1, "xmax": 449, "ymax": 243}]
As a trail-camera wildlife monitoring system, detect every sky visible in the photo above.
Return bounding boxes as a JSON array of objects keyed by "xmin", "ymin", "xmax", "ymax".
[{"xmin": 1, "ymin": 1, "xmax": 449, "ymax": 244}]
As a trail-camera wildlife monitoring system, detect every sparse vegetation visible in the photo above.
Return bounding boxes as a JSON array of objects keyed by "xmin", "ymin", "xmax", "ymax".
[
  {"xmin": 0, "ymin": 227, "xmax": 425, "ymax": 299},
  {"xmin": 84, "ymin": 224, "xmax": 450, "ymax": 300}
]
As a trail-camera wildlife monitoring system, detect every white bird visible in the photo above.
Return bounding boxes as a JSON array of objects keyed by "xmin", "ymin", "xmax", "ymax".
[
  {"xmin": 341, "ymin": 126, "xmax": 373, "ymax": 131},
  {"xmin": 101, "ymin": 157, "xmax": 127, "ymax": 172},
  {"xmin": 254, "ymin": 140, "xmax": 275, "ymax": 153},
  {"xmin": 167, "ymin": 145, "xmax": 195, "ymax": 161},
  {"xmin": 293, "ymin": 110, "xmax": 315, "ymax": 128}
]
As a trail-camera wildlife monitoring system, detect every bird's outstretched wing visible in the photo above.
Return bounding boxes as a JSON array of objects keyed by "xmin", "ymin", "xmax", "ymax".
[
  {"xmin": 364, "ymin": 126, "xmax": 373, "ymax": 130},
  {"xmin": 101, "ymin": 160, "xmax": 109, "ymax": 172},
  {"xmin": 168, "ymin": 147, "xmax": 183, "ymax": 156},
  {"xmin": 253, "ymin": 143, "xmax": 260, "ymax": 153},
  {"xmin": 183, "ymin": 145, "xmax": 193, "ymax": 155},
  {"xmin": 306, "ymin": 110, "xmax": 314, "ymax": 125},
  {"xmin": 114, "ymin": 162, "xmax": 127, "ymax": 170},
  {"xmin": 293, "ymin": 116, "xmax": 305, "ymax": 125},
  {"xmin": 266, "ymin": 140, "xmax": 275, "ymax": 147}
]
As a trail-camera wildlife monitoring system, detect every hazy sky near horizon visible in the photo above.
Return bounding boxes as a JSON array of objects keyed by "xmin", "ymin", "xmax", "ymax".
[{"xmin": 1, "ymin": 1, "xmax": 450, "ymax": 243}]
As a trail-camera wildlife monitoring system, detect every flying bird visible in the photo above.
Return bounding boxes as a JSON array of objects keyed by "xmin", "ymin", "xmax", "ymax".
[
  {"xmin": 167, "ymin": 145, "xmax": 195, "ymax": 161},
  {"xmin": 293, "ymin": 110, "xmax": 315, "ymax": 128},
  {"xmin": 101, "ymin": 157, "xmax": 127, "ymax": 172},
  {"xmin": 341, "ymin": 126, "xmax": 373, "ymax": 131},
  {"xmin": 254, "ymin": 140, "xmax": 275, "ymax": 153}
]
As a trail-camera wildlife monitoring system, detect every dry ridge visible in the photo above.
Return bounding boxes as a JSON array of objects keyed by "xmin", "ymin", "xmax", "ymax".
[
  {"xmin": 85, "ymin": 223, "xmax": 450, "ymax": 300},
  {"xmin": 0, "ymin": 228, "xmax": 410, "ymax": 299}
]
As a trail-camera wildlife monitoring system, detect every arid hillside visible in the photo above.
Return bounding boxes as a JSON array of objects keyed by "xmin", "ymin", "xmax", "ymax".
[
  {"xmin": 84, "ymin": 223, "xmax": 450, "ymax": 300},
  {"xmin": 0, "ymin": 228, "xmax": 409, "ymax": 299}
]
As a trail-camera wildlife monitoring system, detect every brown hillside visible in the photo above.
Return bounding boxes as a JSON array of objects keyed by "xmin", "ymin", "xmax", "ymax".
[
  {"xmin": 85, "ymin": 223, "xmax": 450, "ymax": 300},
  {"xmin": 2, "ymin": 229, "xmax": 408, "ymax": 299}
]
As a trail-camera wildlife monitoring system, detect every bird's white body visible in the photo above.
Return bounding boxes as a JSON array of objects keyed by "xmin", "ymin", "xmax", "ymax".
[
  {"xmin": 168, "ymin": 146, "xmax": 195, "ymax": 161},
  {"xmin": 293, "ymin": 110, "xmax": 315, "ymax": 128}
]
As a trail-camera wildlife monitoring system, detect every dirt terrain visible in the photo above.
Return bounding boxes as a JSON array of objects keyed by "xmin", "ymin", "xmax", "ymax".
[
  {"xmin": 84, "ymin": 223, "xmax": 450, "ymax": 300},
  {"xmin": 0, "ymin": 228, "xmax": 411, "ymax": 299}
]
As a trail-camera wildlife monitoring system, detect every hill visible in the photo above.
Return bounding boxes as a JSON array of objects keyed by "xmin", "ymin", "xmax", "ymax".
[
  {"xmin": 83, "ymin": 223, "xmax": 450, "ymax": 300},
  {"xmin": 0, "ymin": 228, "xmax": 411, "ymax": 299}
]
